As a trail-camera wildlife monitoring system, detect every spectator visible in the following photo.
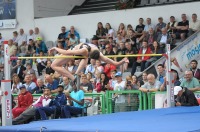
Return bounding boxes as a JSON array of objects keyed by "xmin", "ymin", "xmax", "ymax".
[
  {"xmin": 0, "ymin": 52, "xmax": 4, "ymax": 67},
  {"xmin": 115, "ymin": 32, "xmax": 125, "ymax": 46},
  {"xmin": 0, "ymin": 33, "xmax": 4, "ymax": 45},
  {"xmin": 166, "ymin": 16, "xmax": 177, "ymax": 38},
  {"xmin": 157, "ymin": 28, "xmax": 173, "ymax": 48},
  {"xmin": 68, "ymin": 34, "xmax": 79, "ymax": 48},
  {"xmin": 45, "ymin": 74, "xmax": 59, "ymax": 93},
  {"xmin": 131, "ymin": 40, "xmax": 152, "ymax": 75},
  {"xmin": 108, "ymin": 37, "xmax": 116, "ymax": 48},
  {"xmin": 61, "ymin": 84, "xmax": 84, "ymax": 118},
  {"xmin": 96, "ymin": 22, "xmax": 106, "ymax": 39},
  {"xmin": 36, "ymin": 85, "xmax": 67, "ymax": 120},
  {"xmin": 12, "ymin": 59, "xmax": 26, "ymax": 82},
  {"xmin": 95, "ymin": 60, "xmax": 104, "ymax": 73},
  {"xmin": 99, "ymin": 72, "xmax": 109, "ymax": 92},
  {"xmin": 156, "ymin": 64, "xmax": 166, "ymax": 84},
  {"xmin": 25, "ymin": 39, "xmax": 36, "ymax": 64},
  {"xmin": 31, "ymin": 78, "xmax": 45, "ymax": 94},
  {"xmin": 127, "ymin": 24, "xmax": 133, "ymax": 32},
  {"xmin": 190, "ymin": 60, "xmax": 200, "ymax": 81},
  {"xmin": 11, "ymin": 74, "xmax": 22, "ymax": 94},
  {"xmin": 144, "ymin": 18, "xmax": 155, "ymax": 32},
  {"xmin": 66, "ymin": 60, "xmax": 76, "ymax": 74},
  {"xmin": 35, "ymin": 37, "xmax": 48, "ymax": 54},
  {"xmin": 125, "ymin": 42, "xmax": 137, "ymax": 71},
  {"xmin": 104, "ymin": 44, "xmax": 115, "ymax": 55},
  {"xmin": 10, "ymin": 49, "xmax": 18, "ymax": 67},
  {"xmin": 12, "ymin": 87, "xmax": 52, "ymax": 125},
  {"xmin": 30, "ymin": 72, "xmax": 37, "ymax": 85},
  {"xmin": 113, "ymin": 72, "xmax": 126, "ymax": 112},
  {"xmin": 27, "ymin": 29, "xmax": 34, "ymax": 42},
  {"xmin": 126, "ymin": 29, "xmax": 137, "ymax": 48},
  {"xmin": 91, "ymin": 35, "xmax": 99, "ymax": 46},
  {"xmin": 85, "ymin": 59, "xmax": 96, "ymax": 76},
  {"xmin": 7, "ymin": 39, "xmax": 17, "ymax": 56},
  {"xmin": 138, "ymin": 72, "xmax": 148, "ymax": 86},
  {"xmin": 117, "ymin": 23, "xmax": 126, "ymax": 38},
  {"xmin": 144, "ymin": 28, "xmax": 157, "ymax": 47},
  {"xmin": 108, "ymin": 70, "xmax": 117, "ymax": 90},
  {"xmin": 176, "ymin": 14, "xmax": 189, "ymax": 41},
  {"xmin": 46, "ymin": 60, "xmax": 55, "ymax": 75},
  {"xmin": 188, "ymin": 13, "xmax": 200, "ymax": 36},
  {"xmin": 139, "ymin": 74, "xmax": 161, "ymax": 93},
  {"xmin": 12, "ymin": 31, "xmax": 20, "ymax": 45},
  {"xmin": 104, "ymin": 62, "xmax": 116, "ymax": 79},
  {"xmin": 86, "ymin": 72, "xmax": 93, "ymax": 82},
  {"xmin": 155, "ymin": 17, "xmax": 166, "ymax": 35},
  {"xmin": 57, "ymin": 26, "xmax": 67, "ymax": 48},
  {"xmin": 80, "ymin": 74, "xmax": 93, "ymax": 93},
  {"xmin": 12, "ymin": 85, "xmax": 33, "ymax": 119},
  {"xmin": 34, "ymin": 27, "xmax": 43, "ymax": 42},
  {"xmin": 24, "ymin": 63, "xmax": 35, "ymax": 75},
  {"xmin": 57, "ymin": 41, "xmax": 64, "ymax": 49},
  {"xmin": 131, "ymin": 75, "xmax": 139, "ymax": 90},
  {"xmin": 135, "ymin": 18, "xmax": 145, "ymax": 38},
  {"xmin": 105, "ymin": 23, "xmax": 115, "ymax": 39},
  {"xmin": 17, "ymin": 28, "xmax": 27, "ymax": 47},
  {"xmin": 66, "ymin": 26, "xmax": 80, "ymax": 40},
  {"xmin": 23, "ymin": 74, "xmax": 37, "ymax": 93},
  {"xmin": 61, "ymin": 77, "xmax": 73, "ymax": 93},
  {"xmin": 180, "ymin": 70, "xmax": 200, "ymax": 92},
  {"xmin": 36, "ymin": 51, "xmax": 47, "ymax": 76},
  {"xmin": 174, "ymin": 86, "xmax": 199, "ymax": 106}
]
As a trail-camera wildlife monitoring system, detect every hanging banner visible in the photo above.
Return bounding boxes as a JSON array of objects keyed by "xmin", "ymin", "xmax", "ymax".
[{"xmin": 0, "ymin": 0, "xmax": 16, "ymax": 29}]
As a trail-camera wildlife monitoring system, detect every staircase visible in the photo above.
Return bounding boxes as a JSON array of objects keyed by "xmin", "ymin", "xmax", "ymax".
[{"xmin": 69, "ymin": 0, "xmax": 118, "ymax": 15}]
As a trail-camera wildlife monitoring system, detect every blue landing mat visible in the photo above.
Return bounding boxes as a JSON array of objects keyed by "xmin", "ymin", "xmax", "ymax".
[{"xmin": 0, "ymin": 106, "xmax": 200, "ymax": 132}]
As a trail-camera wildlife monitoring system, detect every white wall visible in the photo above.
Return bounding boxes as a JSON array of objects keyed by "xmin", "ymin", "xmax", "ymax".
[{"xmin": 1, "ymin": 1, "xmax": 200, "ymax": 42}]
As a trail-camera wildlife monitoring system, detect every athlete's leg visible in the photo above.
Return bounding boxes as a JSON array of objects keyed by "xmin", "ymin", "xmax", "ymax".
[{"xmin": 75, "ymin": 58, "xmax": 88, "ymax": 75}]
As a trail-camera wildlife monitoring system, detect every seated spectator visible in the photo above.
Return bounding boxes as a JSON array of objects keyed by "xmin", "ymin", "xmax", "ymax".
[
  {"xmin": 31, "ymin": 78, "xmax": 45, "ymax": 94},
  {"xmin": 115, "ymin": 32, "xmax": 125, "ymax": 46},
  {"xmin": 113, "ymin": 72, "xmax": 126, "ymax": 112},
  {"xmin": 80, "ymin": 74, "xmax": 93, "ymax": 93},
  {"xmin": 57, "ymin": 26, "xmax": 67, "ymax": 48},
  {"xmin": 11, "ymin": 74, "xmax": 22, "ymax": 94},
  {"xmin": 107, "ymin": 70, "xmax": 117, "ymax": 90},
  {"xmin": 155, "ymin": 17, "xmax": 166, "ymax": 35},
  {"xmin": 188, "ymin": 13, "xmax": 200, "ymax": 36},
  {"xmin": 26, "ymin": 39, "xmax": 36, "ymax": 65},
  {"xmin": 0, "ymin": 51, "xmax": 4, "ymax": 67},
  {"xmin": 45, "ymin": 74, "xmax": 59, "ymax": 93},
  {"xmin": 96, "ymin": 22, "xmax": 106, "ymax": 39},
  {"xmin": 95, "ymin": 60, "xmax": 104, "ymax": 73},
  {"xmin": 66, "ymin": 26, "xmax": 80, "ymax": 40},
  {"xmin": 85, "ymin": 59, "xmax": 96, "ymax": 76},
  {"xmin": 66, "ymin": 60, "xmax": 76, "ymax": 74},
  {"xmin": 135, "ymin": 18, "xmax": 145, "ymax": 39},
  {"xmin": 12, "ymin": 85, "xmax": 33, "ymax": 119},
  {"xmin": 131, "ymin": 40, "xmax": 152, "ymax": 75},
  {"xmin": 61, "ymin": 77, "xmax": 73, "ymax": 93},
  {"xmin": 138, "ymin": 72, "xmax": 148, "ymax": 86},
  {"xmin": 139, "ymin": 74, "xmax": 161, "ymax": 93},
  {"xmin": 7, "ymin": 39, "xmax": 17, "ymax": 56},
  {"xmin": 108, "ymin": 37, "xmax": 116, "ymax": 48},
  {"xmin": 12, "ymin": 31, "xmax": 20, "ymax": 46},
  {"xmin": 27, "ymin": 29, "xmax": 34, "ymax": 42},
  {"xmin": 125, "ymin": 42, "xmax": 137, "ymax": 70},
  {"xmin": 36, "ymin": 51, "xmax": 47, "ymax": 76},
  {"xmin": 190, "ymin": 60, "xmax": 200, "ymax": 81},
  {"xmin": 127, "ymin": 24, "xmax": 133, "ymax": 33},
  {"xmin": 0, "ymin": 33, "xmax": 4, "ymax": 45},
  {"xmin": 35, "ymin": 37, "xmax": 48, "ymax": 55},
  {"xmin": 144, "ymin": 18, "xmax": 155, "ymax": 33},
  {"xmin": 156, "ymin": 64, "xmax": 166, "ymax": 84},
  {"xmin": 104, "ymin": 62, "xmax": 116, "ymax": 79},
  {"xmin": 166, "ymin": 16, "xmax": 177, "ymax": 38},
  {"xmin": 157, "ymin": 28, "xmax": 173, "ymax": 48},
  {"xmin": 68, "ymin": 34, "xmax": 79, "ymax": 48},
  {"xmin": 61, "ymin": 84, "xmax": 84, "ymax": 118},
  {"xmin": 180, "ymin": 70, "xmax": 200, "ymax": 92},
  {"xmin": 57, "ymin": 41, "xmax": 64, "ymax": 49},
  {"xmin": 86, "ymin": 72, "xmax": 93, "ymax": 83},
  {"xmin": 104, "ymin": 44, "xmax": 115, "ymax": 55},
  {"xmin": 105, "ymin": 23, "xmax": 115, "ymax": 39},
  {"xmin": 46, "ymin": 60, "xmax": 55, "ymax": 75},
  {"xmin": 17, "ymin": 28, "xmax": 27, "ymax": 47},
  {"xmin": 12, "ymin": 59, "xmax": 26, "ymax": 82},
  {"xmin": 30, "ymin": 72, "xmax": 37, "ymax": 86},
  {"xmin": 144, "ymin": 28, "xmax": 157, "ymax": 47},
  {"xmin": 36, "ymin": 85, "xmax": 67, "ymax": 120},
  {"xmin": 23, "ymin": 74, "xmax": 37, "ymax": 92},
  {"xmin": 91, "ymin": 35, "xmax": 99, "ymax": 47},
  {"xmin": 34, "ymin": 27, "xmax": 44, "ymax": 42},
  {"xmin": 125, "ymin": 75, "xmax": 132, "ymax": 87},
  {"xmin": 176, "ymin": 14, "xmax": 189, "ymax": 41},
  {"xmin": 12, "ymin": 87, "xmax": 52, "ymax": 125},
  {"xmin": 24, "ymin": 63, "xmax": 35, "ymax": 75},
  {"xmin": 174, "ymin": 86, "xmax": 199, "ymax": 106},
  {"xmin": 117, "ymin": 23, "xmax": 126, "ymax": 38},
  {"xmin": 99, "ymin": 73, "xmax": 109, "ymax": 92},
  {"xmin": 125, "ymin": 29, "xmax": 137, "ymax": 48}
]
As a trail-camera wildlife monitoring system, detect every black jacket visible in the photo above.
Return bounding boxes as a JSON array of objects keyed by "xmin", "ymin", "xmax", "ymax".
[{"xmin": 175, "ymin": 88, "xmax": 199, "ymax": 106}]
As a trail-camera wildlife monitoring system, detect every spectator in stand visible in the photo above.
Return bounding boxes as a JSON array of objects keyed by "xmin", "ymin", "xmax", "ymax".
[
  {"xmin": 104, "ymin": 44, "xmax": 115, "ymax": 55},
  {"xmin": 27, "ymin": 29, "xmax": 34, "ymax": 42},
  {"xmin": 117, "ymin": 23, "xmax": 126, "ymax": 38},
  {"xmin": 66, "ymin": 26, "xmax": 80, "ymax": 40},
  {"xmin": 176, "ymin": 14, "xmax": 189, "ymax": 41},
  {"xmin": 80, "ymin": 74, "xmax": 93, "ymax": 93},
  {"xmin": 12, "ymin": 85, "xmax": 33, "ymax": 119},
  {"xmin": 156, "ymin": 64, "xmax": 166, "ymax": 84},
  {"xmin": 57, "ymin": 41, "xmax": 64, "ymax": 49},
  {"xmin": 131, "ymin": 40, "xmax": 152, "ymax": 75},
  {"xmin": 7, "ymin": 39, "xmax": 17, "ymax": 56},
  {"xmin": 95, "ymin": 60, "xmax": 104, "ymax": 73},
  {"xmin": 127, "ymin": 24, "xmax": 133, "ymax": 31},
  {"xmin": 115, "ymin": 32, "xmax": 125, "ymax": 46},
  {"xmin": 24, "ymin": 63, "xmax": 35, "ymax": 75},
  {"xmin": 36, "ymin": 51, "xmax": 47, "ymax": 76},
  {"xmin": 23, "ymin": 74, "xmax": 37, "ymax": 93},
  {"xmin": 166, "ymin": 16, "xmax": 177, "ymax": 38},
  {"xmin": 125, "ymin": 29, "xmax": 137, "ymax": 48},
  {"xmin": 125, "ymin": 42, "xmax": 137, "ymax": 72},
  {"xmin": 46, "ymin": 60, "xmax": 55, "ymax": 75},
  {"xmin": 68, "ymin": 34, "xmax": 79, "ymax": 48},
  {"xmin": 94, "ymin": 70, "xmax": 101, "ymax": 86},
  {"xmin": 96, "ymin": 22, "xmax": 106, "ymax": 39},
  {"xmin": 189, "ymin": 13, "xmax": 200, "ymax": 36},
  {"xmin": 190, "ymin": 60, "xmax": 200, "ymax": 81},
  {"xmin": 87, "ymin": 72, "xmax": 93, "ymax": 83},
  {"xmin": 139, "ymin": 74, "xmax": 161, "ymax": 93},
  {"xmin": 91, "ymin": 35, "xmax": 99, "ymax": 47},
  {"xmin": 10, "ymin": 49, "xmax": 18, "ymax": 67},
  {"xmin": 174, "ymin": 86, "xmax": 199, "ymax": 106},
  {"xmin": 85, "ymin": 59, "xmax": 96, "ymax": 76},
  {"xmin": 25, "ymin": 39, "xmax": 36, "ymax": 64},
  {"xmin": 135, "ymin": 18, "xmax": 145, "ymax": 39},
  {"xmin": 131, "ymin": 75, "xmax": 139, "ymax": 90},
  {"xmin": 145, "ymin": 41, "xmax": 165, "ymax": 68},
  {"xmin": 31, "ymin": 78, "xmax": 45, "ymax": 94},
  {"xmin": 34, "ymin": 27, "xmax": 43, "ymax": 42},
  {"xmin": 138, "ymin": 72, "xmax": 148, "ymax": 86},
  {"xmin": 144, "ymin": 28, "xmax": 157, "ymax": 48},
  {"xmin": 12, "ymin": 31, "xmax": 19, "ymax": 46},
  {"xmin": 180, "ymin": 70, "xmax": 200, "ymax": 92},
  {"xmin": 104, "ymin": 62, "xmax": 116, "ymax": 79},
  {"xmin": 0, "ymin": 33, "xmax": 4, "ymax": 45},
  {"xmin": 30, "ymin": 72, "xmax": 37, "ymax": 85},
  {"xmin": 12, "ymin": 59, "xmax": 26, "ymax": 82},
  {"xmin": 61, "ymin": 77, "xmax": 73, "ymax": 93},
  {"xmin": 17, "ymin": 28, "xmax": 27, "ymax": 47},
  {"xmin": 0, "ymin": 52, "xmax": 3, "ymax": 67},
  {"xmin": 35, "ymin": 37, "xmax": 47, "ymax": 54},
  {"xmin": 113, "ymin": 72, "xmax": 126, "ymax": 112},
  {"xmin": 66, "ymin": 60, "xmax": 76, "ymax": 74},
  {"xmin": 108, "ymin": 37, "xmax": 116, "ymax": 48},
  {"xmin": 157, "ymin": 28, "xmax": 173, "ymax": 49},
  {"xmin": 107, "ymin": 70, "xmax": 117, "ymax": 90},
  {"xmin": 144, "ymin": 18, "xmax": 155, "ymax": 32},
  {"xmin": 11, "ymin": 74, "xmax": 22, "ymax": 94},
  {"xmin": 105, "ymin": 23, "xmax": 115, "ymax": 39},
  {"xmin": 115, "ymin": 42, "xmax": 127, "ymax": 73},
  {"xmin": 98, "ymin": 72, "xmax": 109, "ymax": 92},
  {"xmin": 57, "ymin": 26, "xmax": 67, "ymax": 49},
  {"xmin": 155, "ymin": 17, "xmax": 166, "ymax": 35},
  {"xmin": 45, "ymin": 74, "xmax": 59, "ymax": 93},
  {"xmin": 12, "ymin": 86, "xmax": 52, "ymax": 125}
]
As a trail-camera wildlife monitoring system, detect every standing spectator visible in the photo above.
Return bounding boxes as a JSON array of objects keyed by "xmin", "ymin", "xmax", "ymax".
[
  {"xmin": 166, "ymin": 16, "xmax": 178, "ymax": 38},
  {"xmin": 176, "ymin": 14, "xmax": 189, "ymax": 41},
  {"xmin": 189, "ymin": 13, "xmax": 200, "ymax": 36},
  {"xmin": 57, "ymin": 26, "xmax": 67, "ymax": 48},
  {"xmin": 105, "ymin": 23, "xmax": 115, "ymax": 39},
  {"xmin": 45, "ymin": 74, "xmax": 59, "ymax": 93},
  {"xmin": 155, "ymin": 17, "xmax": 166, "ymax": 35},
  {"xmin": 144, "ymin": 18, "xmax": 155, "ymax": 32},
  {"xmin": 174, "ymin": 86, "xmax": 199, "ymax": 106},
  {"xmin": 156, "ymin": 64, "xmax": 166, "ymax": 84},
  {"xmin": 117, "ymin": 23, "xmax": 126, "ymax": 38},
  {"xmin": 190, "ymin": 60, "xmax": 200, "ymax": 81},
  {"xmin": 61, "ymin": 77, "xmax": 73, "ymax": 93},
  {"xmin": 35, "ymin": 37, "xmax": 48, "ymax": 54},
  {"xmin": 23, "ymin": 74, "xmax": 37, "ymax": 92},
  {"xmin": 96, "ymin": 22, "xmax": 106, "ymax": 39},
  {"xmin": 34, "ymin": 27, "xmax": 43, "ymax": 42},
  {"xmin": 46, "ymin": 60, "xmax": 55, "ymax": 75},
  {"xmin": 12, "ymin": 85, "xmax": 33, "ymax": 118},
  {"xmin": 80, "ymin": 74, "xmax": 93, "ymax": 93},
  {"xmin": 27, "ymin": 29, "xmax": 34, "ymax": 43},
  {"xmin": 66, "ymin": 26, "xmax": 80, "ymax": 40},
  {"xmin": 180, "ymin": 70, "xmax": 200, "ymax": 92},
  {"xmin": 11, "ymin": 74, "xmax": 22, "ymax": 94},
  {"xmin": 0, "ymin": 33, "xmax": 4, "ymax": 45},
  {"xmin": 31, "ymin": 78, "xmax": 45, "ymax": 94},
  {"xmin": 36, "ymin": 51, "xmax": 47, "ymax": 76},
  {"xmin": 12, "ymin": 59, "xmax": 26, "ymax": 82},
  {"xmin": 135, "ymin": 18, "xmax": 145, "ymax": 38}
]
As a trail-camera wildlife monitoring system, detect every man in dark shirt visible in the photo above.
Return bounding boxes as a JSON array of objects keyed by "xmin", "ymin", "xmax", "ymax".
[
  {"xmin": 125, "ymin": 42, "xmax": 137, "ymax": 67},
  {"xmin": 190, "ymin": 60, "xmax": 200, "ymax": 82},
  {"xmin": 80, "ymin": 74, "xmax": 93, "ymax": 93},
  {"xmin": 57, "ymin": 26, "xmax": 67, "ymax": 49},
  {"xmin": 135, "ymin": 18, "xmax": 145, "ymax": 38},
  {"xmin": 174, "ymin": 86, "xmax": 199, "ymax": 106},
  {"xmin": 46, "ymin": 60, "xmax": 55, "ymax": 75},
  {"xmin": 104, "ymin": 44, "xmax": 115, "ymax": 55},
  {"xmin": 176, "ymin": 14, "xmax": 189, "ymax": 41}
]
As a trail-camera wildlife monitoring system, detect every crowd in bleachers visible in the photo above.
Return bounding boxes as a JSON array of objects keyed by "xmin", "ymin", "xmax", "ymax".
[{"xmin": 0, "ymin": 13, "xmax": 200, "ymax": 125}]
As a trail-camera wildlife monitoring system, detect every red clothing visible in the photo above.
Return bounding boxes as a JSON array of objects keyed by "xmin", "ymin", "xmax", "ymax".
[
  {"xmin": 12, "ymin": 91, "xmax": 33, "ymax": 118},
  {"xmin": 104, "ymin": 64, "xmax": 116, "ymax": 78},
  {"xmin": 137, "ymin": 47, "xmax": 152, "ymax": 61}
]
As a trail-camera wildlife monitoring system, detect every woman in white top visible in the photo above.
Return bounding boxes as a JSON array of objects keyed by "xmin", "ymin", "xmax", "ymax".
[
  {"xmin": 105, "ymin": 23, "xmax": 115, "ymax": 39},
  {"xmin": 11, "ymin": 74, "xmax": 22, "ymax": 94}
]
